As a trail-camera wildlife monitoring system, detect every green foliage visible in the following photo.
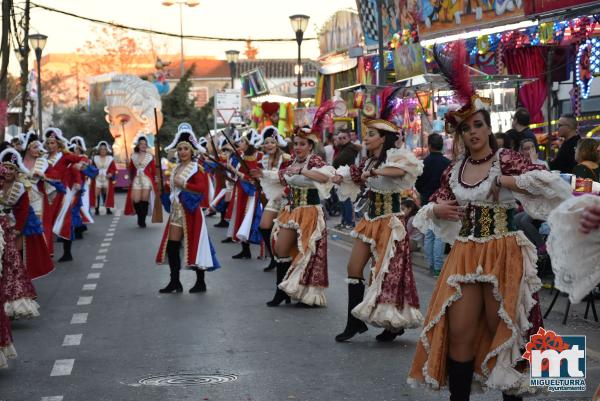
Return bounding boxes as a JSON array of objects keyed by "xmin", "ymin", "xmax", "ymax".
[
  {"xmin": 159, "ymin": 64, "xmax": 214, "ymax": 146},
  {"xmin": 52, "ymin": 104, "xmax": 112, "ymax": 148}
]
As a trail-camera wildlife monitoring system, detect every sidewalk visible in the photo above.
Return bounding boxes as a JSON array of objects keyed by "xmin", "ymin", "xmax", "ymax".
[{"xmin": 325, "ymin": 217, "xmax": 600, "ymax": 362}]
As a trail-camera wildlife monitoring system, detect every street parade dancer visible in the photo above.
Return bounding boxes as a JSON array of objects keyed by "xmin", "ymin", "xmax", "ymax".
[
  {"xmin": 68, "ymin": 136, "xmax": 96, "ymax": 240},
  {"xmin": 264, "ymin": 127, "xmax": 335, "ymax": 307},
  {"xmin": 224, "ymin": 129, "xmax": 263, "ymax": 259},
  {"xmin": 332, "ymin": 119, "xmax": 424, "ymax": 343},
  {"xmin": 90, "ymin": 141, "xmax": 117, "ymax": 216},
  {"xmin": 21, "ymin": 133, "xmax": 47, "ymax": 224},
  {"xmin": 155, "ymin": 127, "xmax": 220, "ymax": 293},
  {"xmin": 124, "ymin": 133, "xmax": 157, "ymax": 228},
  {"xmin": 407, "ymin": 43, "xmax": 572, "ymax": 400},
  {"xmin": 0, "ymin": 226, "xmax": 16, "ymax": 369},
  {"xmin": 0, "ymin": 148, "xmax": 53, "ymax": 319},
  {"xmin": 210, "ymin": 136, "xmax": 234, "ymax": 229},
  {"xmin": 249, "ymin": 126, "xmax": 291, "ymax": 272},
  {"xmin": 42, "ymin": 128, "xmax": 86, "ymax": 262}
]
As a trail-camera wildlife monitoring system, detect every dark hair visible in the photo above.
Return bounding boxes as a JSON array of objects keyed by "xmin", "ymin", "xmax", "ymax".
[
  {"xmin": 134, "ymin": 138, "xmax": 148, "ymax": 153},
  {"xmin": 494, "ymin": 132, "xmax": 512, "ymax": 149},
  {"xmin": 575, "ymin": 138, "xmax": 599, "ymax": 163},
  {"xmin": 401, "ymin": 198, "xmax": 419, "ymax": 218},
  {"xmin": 244, "ymin": 143, "xmax": 257, "ymax": 157},
  {"xmin": 513, "ymin": 107, "xmax": 531, "ymax": 126},
  {"xmin": 454, "ymin": 110, "xmax": 498, "ymax": 156},
  {"xmin": 427, "ymin": 133, "xmax": 444, "ymax": 151},
  {"xmin": 519, "ymin": 138, "xmax": 536, "ymax": 150},
  {"xmin": 373, "ymin": 129, "xmax": 399, "ymax": 166},
  {"xmin": 560, "ymin": 113, "xmax": 578, "ymax": 130}
]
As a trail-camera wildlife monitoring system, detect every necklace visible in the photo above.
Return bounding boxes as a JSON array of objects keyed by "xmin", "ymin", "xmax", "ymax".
[{"xmin": 468, "ymin": 150, "xmax": 495, "ymax": 165}]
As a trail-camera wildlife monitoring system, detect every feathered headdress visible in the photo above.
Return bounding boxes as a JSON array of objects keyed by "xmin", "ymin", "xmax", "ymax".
[
  {"xmin": 0, "ymin": 148, "xmax": 29, "ymax": 173},
  {"xmin": 257, "ymin": 126, "xmax": 287, "ymax": 147},
  {"xmin": 305, "ymin": 99, "xmax": 336, "ymax": 142},
  {"xmin": 132, "ymin": 132, "xmax": 151, "ymax": 148},
  {"xmin": 69, "ymin": 136, "xmax": 87, "ymax": 152},
  {"xmin": 433, "ymin": 42, "xmax": 491, "ymax": 131},
  {"xmin": 44, "ymin": 127, "xmax": 69, "ymax": 147},
  {"xmin": 165, "ymin": 124, "xmax": 205, "ymax": 153},
  {"xmin": 95, "ymin": 141, "xmax": 113, "ymax": 153},
  {"xmin": 243, "ymin": 128, "xmax": 261, "ymax": 147},
  {"xmin": 23, "ymin": 132, "xmax": 44, "ymax": 152}
]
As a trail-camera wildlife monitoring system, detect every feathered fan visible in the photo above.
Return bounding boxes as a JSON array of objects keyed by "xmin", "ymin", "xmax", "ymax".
[{"xmin": 433, "ymin": 42, "xmax": 474, "ymax": 105}]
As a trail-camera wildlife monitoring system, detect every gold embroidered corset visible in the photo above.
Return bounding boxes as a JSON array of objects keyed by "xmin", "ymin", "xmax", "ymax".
[
  {"xmin": 459, "ymin": 204, "xmax": 517, "ymax": 239},
  {"xmin": 289, "ymin": 187, "xmax": 320, "ymax": 209}
]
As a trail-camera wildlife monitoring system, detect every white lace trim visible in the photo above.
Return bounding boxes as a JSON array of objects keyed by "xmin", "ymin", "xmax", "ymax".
[
  {"xmin": 547, "ymin": 195, "xmax": 600, "ymax": 304},
  {"xmin": 0, "ymin": 344, "xmax": 17, "ymax": 368},
  {"xmin": 349, "ymin": 215, "xmax": 423, "ymax": 330},
  {"xmin": 275, "ymin": 206, "xmax": 328, "ymax": 306},
  {"xmin": 260, "ymin": 170, "xmax": 285, "ymax": 201},
  {"xmin": 0, "ymin": 224, "xmax": 5, "ymax": 278},
  {"xmin": 346, "ymin": 277, "xmax": 363, "ymax": 284},
  {"xmin": 335, "ymin": 165, "xmax": 361, "ymax": 202},
  {"xmin": 449, "ymin": 154, "xmax": 501, "ymax": 203},
  {"xmin": 311, "ymin": 166, "xmax": 336, "ymax": 200},
  {"xmin": 4, "ymin": 298, "xmax": 40, "ymax": 319},
  {"xmin": 514, "ymin": 169, "xmax": 572, "ymax": 220},
  {"xmin": 414, "ymin": 231, "xmax": 541, "ymax": 392},
  {"xmin": 412, "ymin": 203, "xmax": 460, "ymax": 245},
  {"xmin": 274, "ymin": 256, "xmax": 293, "ymax": 263},
  {"xmin": 383, "ymin": 147, "xmax": 424, "ymax": 184}
]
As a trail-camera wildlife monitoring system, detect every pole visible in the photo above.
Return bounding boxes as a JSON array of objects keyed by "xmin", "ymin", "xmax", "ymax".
[
  {"xmin": 35, "ymin": 49, "xmax": 43, "ymax": 134},
  {"xmin": 296, "ymin": 30, "xmax": 303, "ymax": 107},
  {"xmin": 179, "ymin": 2, "xmax": 184, "ymax": 78},
  {"xmin": 20, "ymin": 0, "xmax": 30, "ymax": 129},
  {"xmin": 545, "ymin": 47, "xmax": 554, "ymax": 161},
  {"xmin": 229, "ymin": 62, "xmax": 235, "ymax": 89},
  {"xmin": 376, "ymin": 0, "xmax": 385, "ymax": 86}
]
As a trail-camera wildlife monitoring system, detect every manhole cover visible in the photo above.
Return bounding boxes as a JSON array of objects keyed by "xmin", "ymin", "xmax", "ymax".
[{"xmin": 139, "ymin": 373, "xmax": 238, "ymax": 387}]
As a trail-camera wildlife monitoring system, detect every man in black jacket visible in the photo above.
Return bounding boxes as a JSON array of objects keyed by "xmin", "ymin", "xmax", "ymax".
[
  {"xmin": 415, "ymin": 133, "xmax": 450, "ymax": 276},
  {"xmin": 549, "ymin": 114, "xmax": 580, "ymax": 174},
  {"xmin": 333, "ymin": 130, "xmax": 360, "ymax": 229},
  {"xmin": 506, "ymin": 107, "xmax": 539, "ymax": 152}
]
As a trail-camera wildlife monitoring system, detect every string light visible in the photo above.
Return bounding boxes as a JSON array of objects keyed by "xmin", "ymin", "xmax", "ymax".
[{"xmin": 575, "ymin": 38, "xmax": 600, "ymax": 99}]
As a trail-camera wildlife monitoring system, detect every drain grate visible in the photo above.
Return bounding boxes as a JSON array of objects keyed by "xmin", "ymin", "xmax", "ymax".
[{"xmin": 138, "ymin": 373, "xmax": 238, "ymax": 387}]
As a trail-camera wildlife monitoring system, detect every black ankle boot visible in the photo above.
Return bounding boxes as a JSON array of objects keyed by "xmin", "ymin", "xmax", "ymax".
[
  {"xmin": 232, "ymin": 242, "xmax": 251, "ymax": 259},
  {"xmin": 74, "ymin": 226, "xmax": 84, "ymax": 240},
  {"xmin": 189, "ymin": 269, "xmax": 207, "ymax": 293},
  {"xmin": 221, "ymin": 237, "xmax": 233, "ymax": 243},
  {"xmin": 106, "ymin": 208, "xmax": 112, "ymax": 215},
  {"xmin": 58, "ymin": 240, "xmax": 73, "ymax": 262},
  {"xmin": 502, "ymin": 393, "xmax": 522, "ymax": 401},
  {"xmin": 448, "ymin": 358, "xmax": 474, "ymax": 401},
  {"xmin": 259, "ymin": 227, "xmax": 276, "ymax": 271},
  {"xmin": 95, "ymin": 207, "xmax": 100, "ymax": 216},
  {"xmin": 375, "ymin": 329, "xmax": 405, "ymax": 342},
  {"xmin": 159, "ymin": 240, "xmax": 183, "ymax": 293},
  {"xmin": 266, "ymin": 261, "xmax": 291, "ymax": 307},
  {"xmin": 335, "ymin": 280, "xmax": 369, "ymax": 342}
]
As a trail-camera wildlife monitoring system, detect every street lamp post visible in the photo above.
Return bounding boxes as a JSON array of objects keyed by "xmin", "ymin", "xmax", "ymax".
[
  {"xmin": 14, "ymin": 47, "xmax": 29, "ymax": 129},
  {"xmin": 29, "ymin": 33, "xmax": 47, "ymax": 134},
  {"xmin": 289, "ymin": 14, "xmax": 310, "ymax": 108},
  {"xmin": 225, "ymin": 50, "xmax": 240, "ymax": 89},
  {"xmin": 162, "ymin": 0, "xmax": 200, "ymax": 78}
]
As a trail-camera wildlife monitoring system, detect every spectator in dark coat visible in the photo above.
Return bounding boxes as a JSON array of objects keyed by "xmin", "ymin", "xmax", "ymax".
[
  {"xmin": 333, "ymin": 130, "xmax": 360, "ymax": 229},
  {"xmin": 549, "ymin": 114, "xmax": 580, "ymax": 174},
  {"xmin": 415, "ymin": 133, "xmax": 451, "ymax": 276},
  {"xmin": 505, "ymin": 107, "xmax": 538, "ymax": 153}
]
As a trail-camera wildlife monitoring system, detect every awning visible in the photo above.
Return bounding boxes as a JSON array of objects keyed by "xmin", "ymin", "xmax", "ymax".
[{"xmin": 319, "ymin": 57, "xmax": 358, "ymax": 75}]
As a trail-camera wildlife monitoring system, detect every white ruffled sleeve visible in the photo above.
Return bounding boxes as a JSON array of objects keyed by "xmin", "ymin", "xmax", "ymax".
[
  {"xmin": 547, "ymin": 195, "xmax": 600, "ymax": 304},
  {"xmin": 384, "ymin": 147, "xmax": 424, "ymax": 185},
  {"xmin": 335, "ymin": 165, "xmax": 361, "ymax": 202},
  {"xmin": 310, "ymin": 165, "xmax": 336, "ymax": 200},
  {"xmin": 259, "ymin": 170, "xmax": 285, "ymax": 201},
  {"xmin": 513, "ymin": 170, "xmax": 572, "ymax": 220},
  {"xmin": 412, "ymin": 202, "xmax": 460, "ymax": 244}
]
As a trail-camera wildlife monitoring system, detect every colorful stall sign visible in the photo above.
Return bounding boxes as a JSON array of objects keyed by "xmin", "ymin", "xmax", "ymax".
[
  {"xmin": 356, "ymin": 0, "xmax": 402, "ymax": 47},
  {"xmin": 393, "ymin": 42, "xmax": 426, "ymax": 80},
  {"xmin": 525, "ymin": 0, "xmax": 600, "ymax": 15},
  {"xmin": 319, "ymin": 10, "xmax": 363, "ymax": 57}
]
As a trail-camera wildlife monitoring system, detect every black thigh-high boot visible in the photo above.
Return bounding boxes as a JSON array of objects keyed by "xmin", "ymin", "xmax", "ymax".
[
  {"xmin": 266, "ymin": 260, "xmax": 291, "ymax": 306},
  {"xmin": 214, "ymin": 202, "xmax": 229, "ymax": 227},
  {"xmin": 58, "ymin": 240, "xmax": 73, "ymax": 262},
  {"xmin": 102, "ymin": 192, "xmax": 112, "ymax": 214},
  {"xmin": 259, "ymin": 227, "xmax": 276, "ymax": 271},
  {"xmin": 159, "ymin": 240, "xmax": 183, "ymax": 293},
  {"xmin": 133, "ymin": 202, "xmax": 140, "ymax": 224},
  {"xmin": 232, "ymin": 242, "xmax": 251, "ymax": 259},
  {"xmin": 448, "ymin": 358, "xmax": 474, "ymax": 401},
  {"xmin": 189, "ymin": 268, "xmax": 207, "ymax": 293},
  {"xmin": 138, "ymin": 201, "xmax": 148, "ymax": 228},
  {"xmin": 335, "ymin": 279, "xmax": 369, "ymax": 342},
  {"xmin": 95, "ymin": 195, "xmax": 100, "ymax": 215},
  {"xmin": 502, "ymin": 393, "xmax": 522, "ymax": 401}
]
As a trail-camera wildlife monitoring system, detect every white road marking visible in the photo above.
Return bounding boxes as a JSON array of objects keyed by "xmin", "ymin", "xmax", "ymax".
[
  {"xmin": 98, "ymin": 248, "xmax": 108, "ymax": 254},
  {"xmin": 100, "ymin": 242, "xmax": 111, "ymax": 247},
  {"xmin": 82, "ymin": 283, "xmax": 97, "ymax": 291},
  {"xmin": 70, "ymin": 313, "xmax": 88, "ymax": 324},
  {"xmin": 105, "ymin": 232, "xmax": 114, "ymax": 237},
  {"xmin": 87, "ymin": 273, "xmax": 101, "ymax": 279},
  {"xmin": 95, "ymin": 255, "xmax": 106, "ymax": 261},
  {"xmin": 41, "ymin": 397, "xmax": 63, "ymax": 401},
  {"xmin": 50, "ymin": 359, "xmax": 75, "ymax": 376},
  {"xmin": 107, "ymin": 228, "xmax": 115, "ymax": 232},
  {"xmin": 77, "ymin": 296, "xmax": 93, "ymax": 306},
  {"xmin": 62, "ymin": 334, "xmax": 82, "ymax": 346},
  {"xmin": 91, "ymin": 263, "xmax": 104, "ymax": 269}
]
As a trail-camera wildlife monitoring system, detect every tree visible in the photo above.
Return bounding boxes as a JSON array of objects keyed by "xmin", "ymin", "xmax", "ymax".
[{"xmin": 53, "ymin": 104, "xmax": 112, "ymax": 147}]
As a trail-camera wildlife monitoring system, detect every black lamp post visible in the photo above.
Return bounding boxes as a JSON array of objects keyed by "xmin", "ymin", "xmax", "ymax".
[
  {"xmin": 162, "ymin": 0, "xmax": 200, "ymax": 78},
  {"xmin": 289, "ymin": 14, "xmax": 310, "ymax": 107},
  {"xmin": 29, "ymin": 33, "xmax": 47, "ymax": 134},
  {"xmin": 225, "ymin": 50, "xmax": 240, "ymax": 89}
]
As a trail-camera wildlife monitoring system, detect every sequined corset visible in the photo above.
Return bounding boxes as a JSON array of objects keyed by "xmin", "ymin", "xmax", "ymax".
[
  {"xmin": 367, "ymin": 191, "xmax": 401, "ymax": 218},
  {"xmin": 289, "ymin": 187, "xmax": 320, "ymax": 209},
  {"xmin": 459, "ymin": 204, "xmax": 517, "ymax": 238}
]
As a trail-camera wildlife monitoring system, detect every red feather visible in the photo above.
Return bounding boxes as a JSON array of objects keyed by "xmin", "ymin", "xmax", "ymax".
[
  {"xmin": 433, "ymin": 42, "xmax": 474, "ymax": 105},
  {"xmin": 310, "ymin": 99, "xmax": 335, "ymax": 134}
]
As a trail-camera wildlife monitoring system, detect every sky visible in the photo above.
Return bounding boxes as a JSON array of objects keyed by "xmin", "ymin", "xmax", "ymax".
[{"xmin": 14, "ymin": 0, "xmax": 357, "ymax": 72}]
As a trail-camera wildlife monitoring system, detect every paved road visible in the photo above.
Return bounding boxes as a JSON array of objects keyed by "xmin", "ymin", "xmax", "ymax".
[{"xmin": 0, "ymin": 194, "xmax": 598, "ymax": 401}]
